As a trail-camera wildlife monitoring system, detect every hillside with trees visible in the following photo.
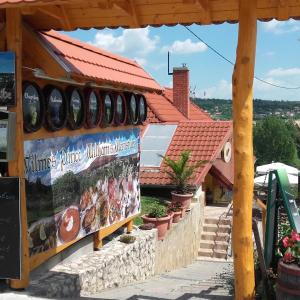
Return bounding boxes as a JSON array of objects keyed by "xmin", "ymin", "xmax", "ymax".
[
  {"xmin": 193, "ymin": 98, "xmax": 300, "ymax": 121},
  {"xmin": 253, "ymin": 117, "xmax": 300, "ymax": 167}
]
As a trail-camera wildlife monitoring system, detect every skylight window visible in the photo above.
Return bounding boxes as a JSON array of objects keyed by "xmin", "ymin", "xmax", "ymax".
[{"xmin": 140, "ymin": 124, "xmax": 177, "ymax": 167}]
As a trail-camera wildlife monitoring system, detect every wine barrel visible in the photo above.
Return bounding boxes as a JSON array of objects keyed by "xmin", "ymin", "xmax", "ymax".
[{"xmin": 276, "ymin": 260, "xmax": 300, "ymax": 300}]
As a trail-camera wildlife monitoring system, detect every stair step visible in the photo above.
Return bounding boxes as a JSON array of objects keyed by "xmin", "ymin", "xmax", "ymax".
[
  {"xmin": 200, "ymin": 240, "xmax": 228, "ymax": 251},
  {"xmin": 213, "ymin": 249, "xmax": 227, "ymax": 259},
  {"xmin": 205, "ymin": 218, "xmax": 231, "ymax": 226},
  {"xmin": 198, "ymin": 248, "xmax": 213, "ymax": 257},
  {"xmin": 198, "ymin": 248, "xmax": 227, "ymax": 259},
  {"xmin": 201, "ymin": 232, "xmax": 230, "ymax": 242},
  {"xmin": 203, "ymin": 224, "xmax": 231, "ymax": 234}
]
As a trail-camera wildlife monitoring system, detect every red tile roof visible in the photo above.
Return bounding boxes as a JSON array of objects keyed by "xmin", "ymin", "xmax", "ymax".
[
  {"xmin": 39, "ymin": 30, "xmax": 162, "ymax": 92},
  {"xmin": 162, "ymin": 88, "xmax": 212, "ymax": 121},
  {"xmin": 144, "ymin": 89, "xmax": 212, "ymax": 123},
  {"xmin": 140, "ymin": 121, "xmax": 233, "ymax": 186}
]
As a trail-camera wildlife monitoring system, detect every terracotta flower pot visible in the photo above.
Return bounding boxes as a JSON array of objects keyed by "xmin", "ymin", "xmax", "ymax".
[
  {"xmin": 172, "ymin": 210, "xmax": 181, "ymax": 223},
  {"xmin": 168, "ymin": 211, "xmax": 174, "ymax": 229},
  {"xmin": 181, "ymin": 206, "xmax": 186, "ymax": 218},
  {"xmin": 141, "ymin": 213, "xmax": 172, "ymax": 240},
  {"xmin": 171, "ymin": 192, "xmax": 193, "ymax": 210}
]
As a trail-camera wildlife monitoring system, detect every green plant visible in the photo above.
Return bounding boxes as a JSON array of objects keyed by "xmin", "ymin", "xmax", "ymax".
[
  {"xmin": 169, "ymin": 201, "xmax": 183, "ymax": 212},
  {"xmin": 134, "ymin": 196, "xmax": 168, "ymax": 225},
  {"xmin": 161, "ymin": 150, "xmax": 206, "ymax": 194},
  {"xmin": 148, "ymin": 205, "xmax": 167, "ymax": 218}
]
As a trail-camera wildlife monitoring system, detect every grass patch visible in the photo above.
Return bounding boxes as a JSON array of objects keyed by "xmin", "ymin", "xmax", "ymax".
[{"xmin": 134, "ymin": 196, "xmax": 168, "ymax": 226}]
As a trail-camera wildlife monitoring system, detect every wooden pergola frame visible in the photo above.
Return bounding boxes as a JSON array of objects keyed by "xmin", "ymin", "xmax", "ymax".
[{"xmin": 1, "ymin": 0, "xmax": 298, "ymax": 298}]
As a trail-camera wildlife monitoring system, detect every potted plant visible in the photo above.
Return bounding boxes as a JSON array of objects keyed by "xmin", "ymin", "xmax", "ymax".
[
  {"xmin": 141, "ymin": 204, "xmax": 173, "ymax": 240},
  {"xmin": 169, "ymin": 201, "xmax": 184, "ymax": 223},
  {"xmin": 161, "ymin": 150, "xmax": 205, "ymax": 210},
  {"xmin": 276, "ymin": 229, "xmax": 300, "ymax": 299}
]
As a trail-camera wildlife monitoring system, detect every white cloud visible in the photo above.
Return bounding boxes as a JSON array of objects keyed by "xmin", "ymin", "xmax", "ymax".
[
  {"xmin": 133, "ymin": 57, "xmax": 147, "ymax": 67},
  {"xmin": 198, "ymin": 79, "xmax": 232, "ymax": 99},
  {"xmin": 267, "ymin": 67, "xmax": 300, "ymax": 77},
  {"xmin": 151, "ymin": 63, "xmax": 166, "ymax": 71},
  {"xmin": 262, "ymin": 19, "xmax": 300, "ymax": 34},
  {"xmin": 90, "ymin": 27, "xmax": 159, "ymax": 56},
  {"xmin": 264, "ymin": 51, "xmax": 275, "ymax": 57},
  {"xmin": 254, "ymin": 77, "xmax": 284, "ymax": 92},
  {"xmin": 161, "ymin": 38, "xmax": 207, "ymax": 54}
]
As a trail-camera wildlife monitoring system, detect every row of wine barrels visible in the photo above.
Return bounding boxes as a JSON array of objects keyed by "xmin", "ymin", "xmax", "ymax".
[
  {"xmin": 276, "ymin": 259, "xmax": 300, "ymax": 300},
  {"xmin": 23, "ymin": 81, "xmax": 147, "ymax": 133}
]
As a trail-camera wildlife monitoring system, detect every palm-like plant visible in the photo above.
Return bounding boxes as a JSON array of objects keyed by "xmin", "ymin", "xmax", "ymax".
[{"xmin": 161, "ymin": 150, "xmax": 206, "ymax": 194}]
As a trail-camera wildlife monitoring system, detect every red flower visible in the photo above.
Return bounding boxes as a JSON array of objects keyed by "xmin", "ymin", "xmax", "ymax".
[
  {"xmin": 291, "ymin": 230, "xmax": 300, "ymax": 242},
  {"xmin": 283, "ymin": 251, "xmax": 294, "ymax": 263},
  {"xmin": 282, "ymin": 236, "xmax": 290, "ymax": 248}
]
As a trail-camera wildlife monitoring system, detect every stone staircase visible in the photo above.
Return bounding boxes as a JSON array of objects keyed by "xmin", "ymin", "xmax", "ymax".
[{"xmin": 198, "ymin": 213, "xmax": 232, "ymax": 261}]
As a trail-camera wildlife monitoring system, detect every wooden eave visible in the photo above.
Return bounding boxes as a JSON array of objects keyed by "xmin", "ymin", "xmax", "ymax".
[{"xmin": 0, "ymin": 0, "xmax": 299, "ymax": 31}]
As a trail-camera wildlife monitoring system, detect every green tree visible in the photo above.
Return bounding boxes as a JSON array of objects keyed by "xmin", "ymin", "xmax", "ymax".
[{"xmin": 254, "ymin": 117, "xmax": 298, "ymax": 166}]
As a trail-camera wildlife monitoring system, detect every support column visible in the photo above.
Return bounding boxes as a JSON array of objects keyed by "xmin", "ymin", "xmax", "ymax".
[
  {"xmin": 6, "ymin": 9, "xmax": 30, "ymax": 289},
  {"xmin": 232, "ymin": 0, "xmax": 257, "ymax": 299}
]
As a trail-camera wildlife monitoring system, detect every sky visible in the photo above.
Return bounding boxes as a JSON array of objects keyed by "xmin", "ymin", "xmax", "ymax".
[{"xmin": 65, "ymin": 20, "xmax": 300, "ymax": 101}]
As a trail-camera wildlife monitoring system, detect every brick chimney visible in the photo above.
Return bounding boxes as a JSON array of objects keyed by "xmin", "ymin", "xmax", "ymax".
[{"xmin": 173, "ymin": 64, "xmax": 190, "ymax": 119}]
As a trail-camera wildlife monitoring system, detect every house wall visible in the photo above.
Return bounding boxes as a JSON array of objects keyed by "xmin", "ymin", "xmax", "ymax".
[
  {"xmin": 212, "ymin": 138, "xmax": 234, "ymax": 187},
  {"xmin": 203, "ymin": 172, "xmax": 232, "ymax": 204}
]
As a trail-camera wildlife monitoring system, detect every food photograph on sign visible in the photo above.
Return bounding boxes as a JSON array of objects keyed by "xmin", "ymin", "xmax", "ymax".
[
  {"xmin": 24, "ymin": 129, "xmax": 140, "ymax": 255},
  {"xmin": 0, "ymin": 52, "xmax": 15, "ymax": 106}
]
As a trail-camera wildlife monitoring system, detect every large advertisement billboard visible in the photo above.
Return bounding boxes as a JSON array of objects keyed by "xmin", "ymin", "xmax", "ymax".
[{"xmin": 24, "ymin": 129, "xmax": 140, "ymax": 256}]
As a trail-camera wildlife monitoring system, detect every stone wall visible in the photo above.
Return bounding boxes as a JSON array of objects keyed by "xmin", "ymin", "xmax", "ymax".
[
  {"xmin": 28, "ymin": 194, "xmax": 205, "ymax": 298},
  {"xmin": 155, "ymin": 201, "xmax": 204, "ymax": 274},
  {"xmin": 29, "ymin": 230, "xmax": 156, "ymax": 298}
]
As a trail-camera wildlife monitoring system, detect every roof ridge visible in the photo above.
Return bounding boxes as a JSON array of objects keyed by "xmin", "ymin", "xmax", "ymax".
[
  {"xmin": 41, "ymin": 30, "xmax": 140, "ymax": 68},
  {"xmin": 190, "ymin": 101, "xmax": 213, "ymax": 119}
]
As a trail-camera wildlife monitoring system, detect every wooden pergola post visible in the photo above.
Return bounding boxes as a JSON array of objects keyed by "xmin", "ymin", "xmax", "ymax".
[
  {"xmin": 6, "ymin": 9, "xmax": 30, "ymax": 289},
  {"xmin": 232, "ymin": 0, "xmax": 257, "ymax": 298}
]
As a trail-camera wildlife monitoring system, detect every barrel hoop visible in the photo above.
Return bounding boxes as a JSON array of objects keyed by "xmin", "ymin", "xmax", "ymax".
[
  {"xmin": 277, "ymin": 282, "xmax": 300, "ymax": 296},
  {"xmin": 278, "ymin": 261, "xmax": 300, "ymax": 276},
  {"xmin": 277, "ymin": 278, "xmax": 300, "ymax": 292}
]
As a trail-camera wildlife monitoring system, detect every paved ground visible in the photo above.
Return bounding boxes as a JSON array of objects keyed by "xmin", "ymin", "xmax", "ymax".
[{"xmin": 1, "ymin": 260, "xmax": 234, "ymax": 300}]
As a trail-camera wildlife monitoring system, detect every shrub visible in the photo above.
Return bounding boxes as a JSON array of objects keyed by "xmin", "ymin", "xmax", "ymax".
[{"xmin": 148, "ymin": 205, "xmax": 167, "ymax": 218}]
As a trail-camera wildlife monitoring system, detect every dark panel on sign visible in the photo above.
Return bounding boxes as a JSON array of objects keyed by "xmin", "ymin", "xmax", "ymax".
[{"xmin": 0, "ymin": 177, "xmax": 21, "ymax": 279}]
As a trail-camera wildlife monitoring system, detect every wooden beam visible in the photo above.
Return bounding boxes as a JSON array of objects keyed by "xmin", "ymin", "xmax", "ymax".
[
  {"xmin": 6, "ymin": 8, "xmax": 30, "ymax": 289},
  {"xmin": 22, "ymin": 24, "xmax": 67, "ymax": 78},
  {"xmin": 59, "ymin": 5, "xmax": 72, "ymax": 30},
  {"xmin": 0, "ymin": 0, "xmax": 82, "ymax": 9},
  {"xmin": 128, "ymin": 0, "xmax": 140, "ymax": 28},
  {"xmin": 232, "ymin": 0, "xmax": 256, "ymax": 299},
  {"xmin": 21, "ymin": 7, "xmax": 37, "ymax": 15},
  {"xmin": 32, "ymin": 5, "xmax": 73, "ymax": 31},
  {"xmin": 277, "ymin": 0, "xmax": 289, "ymax": 21},
  {"xmin": 0, "ymin": 24, "xmax": 5, "ymax": 51},
  {"xmin": 183, "ymin": 0, "xmax": 212, "ymax": 24},
  {"xmin": 38, "ymin": 6, "xmax": 62, "ymax": 20}
]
